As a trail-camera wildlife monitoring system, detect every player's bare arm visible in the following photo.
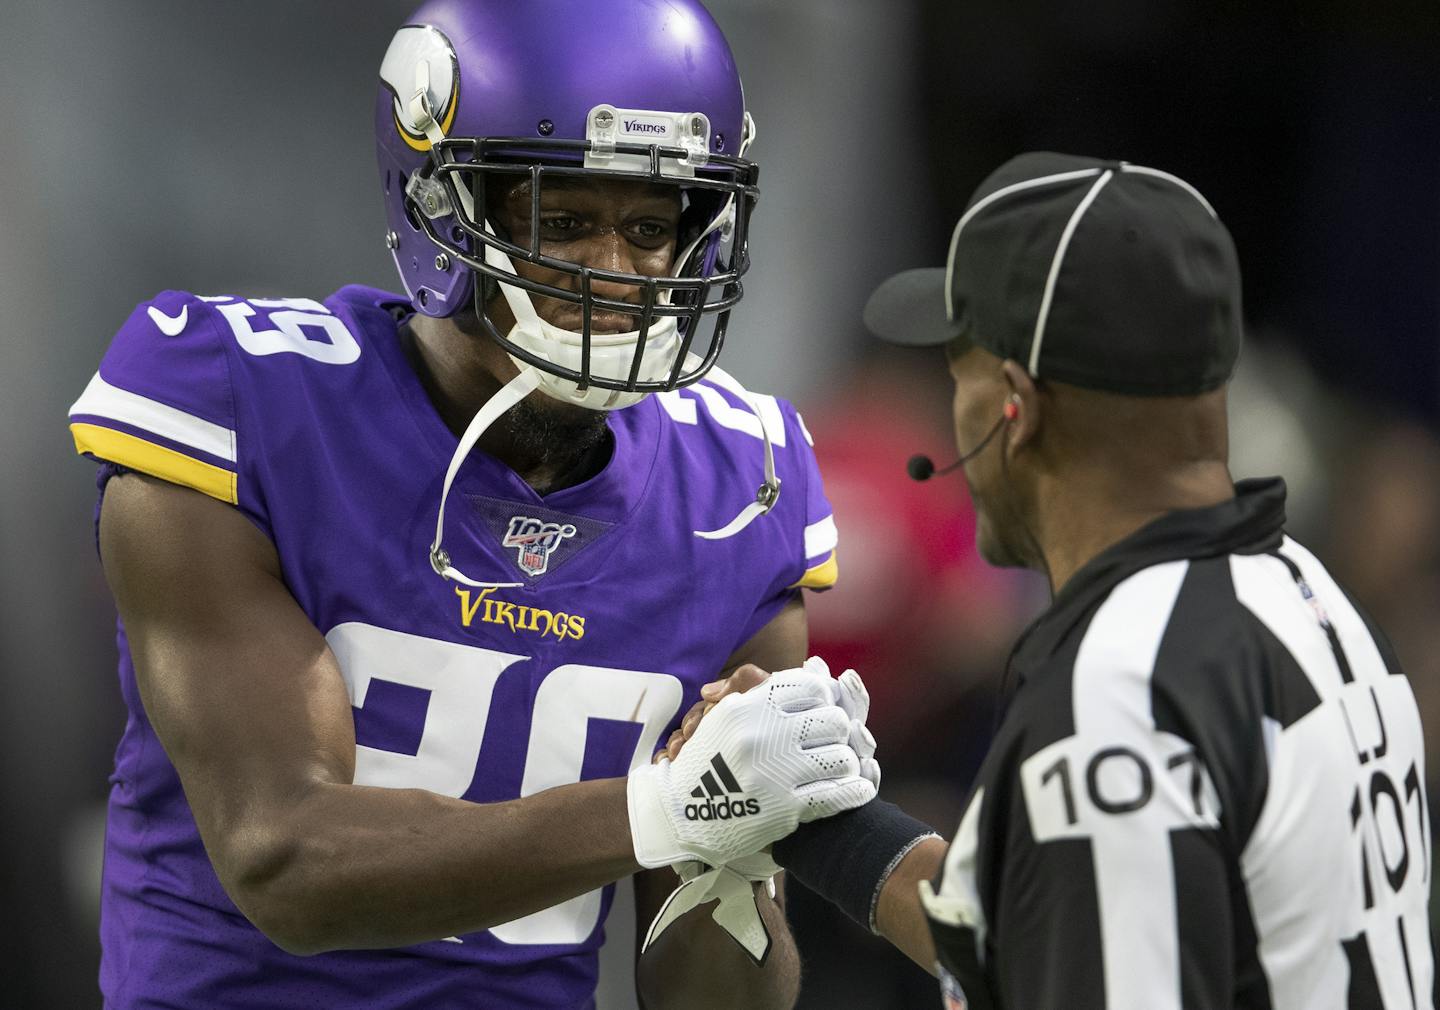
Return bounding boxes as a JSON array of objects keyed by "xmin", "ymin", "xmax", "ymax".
[
  {"xmin": 634, "ymin": 596, "xmax": 807, "ymax": 1009},
  {"xmin": 101, "ymin": 472, "xmax": 641, "ymax": 953}
]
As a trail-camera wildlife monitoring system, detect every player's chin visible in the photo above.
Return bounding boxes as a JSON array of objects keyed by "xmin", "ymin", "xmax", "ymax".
[{"xmin": 521, "ymin": 388, "xmax": 607, "ymax": 422}]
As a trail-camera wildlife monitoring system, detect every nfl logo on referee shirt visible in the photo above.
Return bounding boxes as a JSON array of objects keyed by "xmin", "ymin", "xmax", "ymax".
[
  {"xmin": 937, "ymin": 967, "xmax": 968, "ymax": 1010},
  {"xmin": 502, "ymin": 516, "xmax": 578, "ymax": 576}
]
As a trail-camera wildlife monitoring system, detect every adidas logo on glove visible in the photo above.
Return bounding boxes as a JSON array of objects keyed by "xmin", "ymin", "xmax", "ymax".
[
  {"xmin": 684, "ymin": 755, "xmax": 761, "ymax": 821},
  {"xmin": 626, "ymin": 658, "xmax": 877, "ymax": 871}
]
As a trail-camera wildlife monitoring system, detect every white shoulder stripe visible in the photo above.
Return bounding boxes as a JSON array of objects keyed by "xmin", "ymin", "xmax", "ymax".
[
  {"xmin": 1230, "ymin": 552, "xmax": 1343, "ymax": 702},
  {"xmin": 69, "ymin": 372, "xmax": 237, "ymax": 462},
  {"xmin": 796, "ymin": 411, "xmax": 815, "ymax": 448},
  {"xmin": 1071, "ymin": 559, "xmax": 1188, "ymax": 734},
  {"xmin": 803, "ymin": 515, "xmax": 838, "ymax": 561},
  {"xmin": 1069, "ymin": 560, "xmax": 1192, "ymax": 1010}
]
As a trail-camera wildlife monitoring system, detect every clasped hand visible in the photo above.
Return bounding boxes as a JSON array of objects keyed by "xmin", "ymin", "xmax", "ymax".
[{"xmin": 626, "ymin": 657, "xmax": 880, "ymax": 960}]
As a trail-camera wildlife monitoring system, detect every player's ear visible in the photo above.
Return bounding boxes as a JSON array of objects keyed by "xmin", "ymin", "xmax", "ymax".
[{"xmin": 1000, "ymin": 359, "xmax": 1041, "ymax": 450}]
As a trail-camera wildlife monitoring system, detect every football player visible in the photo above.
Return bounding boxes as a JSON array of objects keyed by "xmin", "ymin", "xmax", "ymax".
[{"xmin": 67, "ymin": 2, "xmax": 877, "ymax": 1007}]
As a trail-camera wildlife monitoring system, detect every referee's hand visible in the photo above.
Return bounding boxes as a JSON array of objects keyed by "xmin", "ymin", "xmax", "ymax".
[{"xmin": 657, "ymin": 658, "xmax": 881, "ymax": 797}]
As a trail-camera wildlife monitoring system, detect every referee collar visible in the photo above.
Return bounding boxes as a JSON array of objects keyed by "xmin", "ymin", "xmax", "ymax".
[{"xmin": 1009, "ymin": 477, "xmax": 1288, "ymax": 676}]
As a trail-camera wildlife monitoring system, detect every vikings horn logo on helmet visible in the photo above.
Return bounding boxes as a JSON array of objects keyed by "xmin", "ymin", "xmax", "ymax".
[{"xmin": 379, "ymin": 25, "xmax": 459, "ymax": 153}]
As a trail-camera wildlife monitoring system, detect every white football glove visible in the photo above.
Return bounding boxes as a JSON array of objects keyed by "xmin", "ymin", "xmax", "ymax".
[
  {"xmin": 802, "ymin": 656, "xmax": 881, "ymax": 792},
  {"xmin": 628, "ymin": 666, "xmax": 877, "ymax": 870},
  {"xmin": 638, "ymin": 658, "xmax": 883, "ymax": 961}
]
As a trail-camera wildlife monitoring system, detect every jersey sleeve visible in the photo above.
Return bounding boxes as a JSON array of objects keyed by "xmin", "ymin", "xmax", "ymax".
[
  {"xmin": 69, "ymin": 292, "xmax": 250, "ymax": 514},
  {"xmin": 689, "ymin": 378, "xmax": 841, "ymax": 653},
  {"xmin": 787, "ymin": 405, "xmax": 839, "ymax": 592},
  {"xmin": 670, "ymin": 371, "xmax": 841, "ymax": 598}
]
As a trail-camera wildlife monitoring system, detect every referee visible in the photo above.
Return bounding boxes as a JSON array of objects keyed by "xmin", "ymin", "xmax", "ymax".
[{"xmin": 762, "ymin": 152, "xmax": 1434, "ymax": 1009}]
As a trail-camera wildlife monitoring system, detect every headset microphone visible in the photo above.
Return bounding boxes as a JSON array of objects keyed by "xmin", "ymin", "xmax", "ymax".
[
  {"xmin": 906, "ymin": 454, "xmax": 956, "ymax": 481},
  {"xmin": 908, "ymin": 399, "xmax": 1019, "ymax": 482}
]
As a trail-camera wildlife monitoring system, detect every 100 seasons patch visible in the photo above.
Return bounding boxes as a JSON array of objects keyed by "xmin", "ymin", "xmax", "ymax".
[{"xmin": 455, "ymin": 587, "xmax": 586, "ymax": 642}]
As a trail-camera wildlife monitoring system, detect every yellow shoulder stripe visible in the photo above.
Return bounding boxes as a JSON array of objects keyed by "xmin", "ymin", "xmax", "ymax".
[
  {"xmin": 71, "ymin": 422, "xmax": 238, "ymax": 505},
  {"xmin": 791, "ymin": 551, "xmax": 839, "ymax": 590}
]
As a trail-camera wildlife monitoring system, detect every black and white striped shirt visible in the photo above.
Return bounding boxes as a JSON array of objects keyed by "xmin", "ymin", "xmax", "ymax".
[{"xmin": 921, "ymin": 478, "xmax": 1433, "ymax": 1009}]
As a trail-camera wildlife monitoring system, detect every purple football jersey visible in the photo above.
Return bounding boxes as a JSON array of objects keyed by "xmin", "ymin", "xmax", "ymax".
[{"xmin": 69, "ymin": 286, "xmax": 839, "ymax": 1010}]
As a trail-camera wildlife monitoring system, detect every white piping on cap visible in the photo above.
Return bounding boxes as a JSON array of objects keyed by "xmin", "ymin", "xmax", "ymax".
[
  {"xmin": 1027, "ymin": 170, "xmax": 1114, "ymax": 377},
  {"xmin": 943, "ymin": 168, "xmax": 1104, "ymax": 322},
  {"xmin": 1119, "ymin": 163, "xmax": 1218, "ymax": 218},
  {"xmin": 944, "ymin": 158, "xmax": 1221, "ymax": 379}
]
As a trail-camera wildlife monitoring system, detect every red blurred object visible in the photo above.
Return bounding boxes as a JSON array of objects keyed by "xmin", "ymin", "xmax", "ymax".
[{"xmin": 802, "ymin": 358, "xmax": 1029, "ymax": 732}]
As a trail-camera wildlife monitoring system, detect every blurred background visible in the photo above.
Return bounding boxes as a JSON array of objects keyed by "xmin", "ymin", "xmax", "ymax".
[{"xmin": 2, "ymin": 0, "xmax": 1437, "ymax": 1006}]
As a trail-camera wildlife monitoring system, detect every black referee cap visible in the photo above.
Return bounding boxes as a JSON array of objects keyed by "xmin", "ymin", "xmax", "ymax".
[{"xmin": 864, "ymin": 152, "xmax": 1243, "ymax": 396}]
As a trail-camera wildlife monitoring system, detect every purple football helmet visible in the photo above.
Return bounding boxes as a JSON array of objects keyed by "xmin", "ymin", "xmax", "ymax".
[{"xmin": 375, "ymin": 0, "xmax": 760, "ymax": 408}]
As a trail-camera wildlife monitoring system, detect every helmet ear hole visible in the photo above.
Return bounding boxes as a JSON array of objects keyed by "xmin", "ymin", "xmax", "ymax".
[{"xmin": 399, "ymin": 174, "xmax": 424, "ymax": 232}]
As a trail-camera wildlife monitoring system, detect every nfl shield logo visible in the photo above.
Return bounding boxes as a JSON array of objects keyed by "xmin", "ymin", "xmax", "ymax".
[
  {"xmin": 937, "ymin": 966, "xmax": 969, "ymax": 1010},
  {"xmin": 502, "ymin": 516, "xmax": 579, "ymax": 577}
]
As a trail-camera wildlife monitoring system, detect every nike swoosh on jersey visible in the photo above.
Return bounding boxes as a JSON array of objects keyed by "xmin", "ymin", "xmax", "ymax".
[{"xmin": 147, "ymin": 304, "xmax": 189, "ymax": 336}]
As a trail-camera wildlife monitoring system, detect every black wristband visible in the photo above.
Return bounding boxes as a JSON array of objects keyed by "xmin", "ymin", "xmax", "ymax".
[{"xmin": 771, "ymin": 800, "xmax": 937, "ymax": 933}]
